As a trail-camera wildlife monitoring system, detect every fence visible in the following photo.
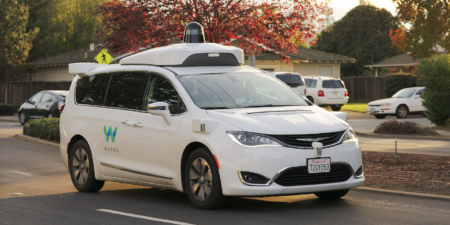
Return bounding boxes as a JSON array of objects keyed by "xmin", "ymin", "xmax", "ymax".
[
  {"xmin": 341, "ymin": 76, "xmax": 420, "ymax": 103},
  {"xmin": 0, "ymin": 81, "xmax": 72, "ymax": 104}
]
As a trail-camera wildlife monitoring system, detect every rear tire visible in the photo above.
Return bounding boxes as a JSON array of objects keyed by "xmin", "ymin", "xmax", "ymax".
[
  {"xmin": 375, "ymin": 115, "xmax": 386, "ymax": 119},
  {"xmin": 307, "ymin": 96, "xmax": 314, "ymax": 104},
  {"xmin": 69, "ymin": 140, "xmax": 104, "ymax": 192},
  {"xmin": 315, "ymin": 189, "xmax": 349, "ymax": 199},
  {"xmin": 331, "ymin": 105, "xmax": 341, "ymax": 111},
  {"xmin": 184, "ymin": 147, "xmax": 228, "ymax": 209},
  {"xmin": 395, "ymin": 105, "xmax": 409, "ymax": 119}
]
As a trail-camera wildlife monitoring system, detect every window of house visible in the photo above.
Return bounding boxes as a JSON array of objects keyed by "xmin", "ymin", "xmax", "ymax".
[{"xmin": 318, "ymin": 65, "xmax": 333, "ymax": 77}]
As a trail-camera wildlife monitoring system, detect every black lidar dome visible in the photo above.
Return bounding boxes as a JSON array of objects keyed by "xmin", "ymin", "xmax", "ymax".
[{"xmin": 183, "ymin": 22, "xmax": 205, "ymax": 43}]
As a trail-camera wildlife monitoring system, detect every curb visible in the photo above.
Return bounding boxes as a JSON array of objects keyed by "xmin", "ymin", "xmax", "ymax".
[
  {"xmin": 14, "ymin": 134, "xmax": 60, "ymax": 148},
  {"xmin": 355, "ymin": 131, "xmax": 450, "ymax": 141},
  {"xmin": 0, "ymin": 118, "xmax": 20, "ymax": 123},
  {"xmin": 355, "ymin": 187, "xmax": 450, "ymax": 201}
]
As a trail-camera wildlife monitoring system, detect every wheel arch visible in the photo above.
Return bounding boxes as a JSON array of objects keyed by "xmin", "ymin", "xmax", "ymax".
[
  {"xmin": 180, "ymin": 141, "xmax": 213, "ymax": 192},
  {"xmin": 67, "ymin": 134, "xmax": 88, "ymax": 159},
  {"xmin": 396, "ymin": 104, "xmax": 410, "ymax": 112}
]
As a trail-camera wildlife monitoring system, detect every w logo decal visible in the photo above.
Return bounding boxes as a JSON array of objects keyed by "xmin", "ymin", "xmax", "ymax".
[{"xmin": 103, "ymin": 126, "xmax": 117, "ymax": 142}]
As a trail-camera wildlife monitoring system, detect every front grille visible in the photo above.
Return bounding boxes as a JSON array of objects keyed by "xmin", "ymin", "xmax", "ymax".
[
  {"xmin": 265, "ymin": 130, "xmax": 346, "ymax": 149},
  {"xmin": 369, "ymin": 104, "xmax": 380, "ymax": 107},
  {"xmin": 275, "ymin": 164, "xmax": 352, "ymax": 186}
]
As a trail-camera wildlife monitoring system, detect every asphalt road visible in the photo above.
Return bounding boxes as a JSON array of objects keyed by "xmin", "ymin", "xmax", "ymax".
[{"xmin": 1, "ymin": 123, "xmax": 450, "ymax": 224}]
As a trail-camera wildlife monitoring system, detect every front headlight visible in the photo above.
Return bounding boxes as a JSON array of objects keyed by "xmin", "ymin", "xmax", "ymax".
[
  {"xmin": 380, "ymin": 103, "xmax": 391, "ymax": 106},
  {"xmin": 226, "ymin": 131, "xmax": 284, "ymax": 147},
  {"xmin": 342, "ymin": 128, "xmax": 358, "ymax": 143}
]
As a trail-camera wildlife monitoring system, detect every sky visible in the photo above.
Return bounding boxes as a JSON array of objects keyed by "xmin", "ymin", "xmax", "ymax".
[{"xmin": 329, "ymin": 0, "xmax": 397, "ymax": 21}]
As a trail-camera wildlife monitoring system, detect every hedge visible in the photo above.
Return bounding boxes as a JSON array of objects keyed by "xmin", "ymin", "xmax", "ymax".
[
  {"xmin": 23, "ymin": 118, "xmax": 60, "ymax": 142},
  {"xmin": 384, "ymin": 73, "xmax": 417, "ymax": 97},
  {"xmin": 0, "ymin": 103, "xmax": 21, "ymax": 115},
  {"xmin": 417, "ymin": 54, "xmax": 450, "ymax": 126}
]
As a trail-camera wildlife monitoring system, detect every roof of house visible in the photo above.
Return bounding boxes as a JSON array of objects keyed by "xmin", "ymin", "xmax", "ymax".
[
  {"xmin": 252, "ymin": 48, "xmax": 356, "ymax": 62},
  {"xmin": 364, "ymin": 53, "xmax": 419, "ymax": 68},
  {"xmin": 31, "ymin": 46, "xmax": 122, "ymax": 67}
]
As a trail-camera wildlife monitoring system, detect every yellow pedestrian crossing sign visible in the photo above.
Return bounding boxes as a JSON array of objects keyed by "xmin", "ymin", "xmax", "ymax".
[{"xmin": 95, "ymin": 49, "xmax": 113, "ymax": 65}]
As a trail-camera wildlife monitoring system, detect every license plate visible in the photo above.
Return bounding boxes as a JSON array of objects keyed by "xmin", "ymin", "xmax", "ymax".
[
  {"xmin": 370, "ymin": 108, "xmax": 375, "ymax": 112},
  {"xmin": 307, "ymin": 158, "xmax": 330, "ymax": 174},
  {"xmin": 332, "ymin": 91, "xmax": 338, "ymax": 95}
]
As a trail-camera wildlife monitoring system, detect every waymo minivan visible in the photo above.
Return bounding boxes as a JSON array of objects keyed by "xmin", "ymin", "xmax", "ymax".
[{"xmin": 60, "ymin": 23, "xmax": 364, "ymax": 209}]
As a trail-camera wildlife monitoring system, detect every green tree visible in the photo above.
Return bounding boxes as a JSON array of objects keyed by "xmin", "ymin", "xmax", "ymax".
[
  {"xmin": 417, "ymin": 54, "xmax": 450, "ymax": 126},
  {"xmin": 312, "ymin": 5, "xmax": 398, "ymax": 76},
  {"xmin": 0, "ymin": 0, "xmax": 39, "ymax": 81}
]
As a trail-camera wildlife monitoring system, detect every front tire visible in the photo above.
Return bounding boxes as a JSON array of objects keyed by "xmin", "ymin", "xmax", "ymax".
[
  {"xmin": 375, "ymin": 115, "xmax": 386, "ymax": 119},
  {"xmin": 395, "ymin": 105, "xmax": 409, "ymax": 119},
  {"xmin": 69, "ymin": 140, "xmax": 104, "ymax": 192},
  {"xmin": 185, "ymin": 147, "xmax": 228, "ymax": 209},
  {"xmin": 19, "ymin": 111, "xmax": 28, "ymax": 125},
  {"xmin": 315, "ymin": 189, "xmax": 349, "ymax": 199}
]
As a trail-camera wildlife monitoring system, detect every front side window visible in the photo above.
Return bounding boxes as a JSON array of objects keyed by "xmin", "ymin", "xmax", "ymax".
[
  {"xmin": 322, "ymin": 80, "xmax": 345, "ymax": 89},
  {"xmin": 179, "ymin": 72, "xmax": 309, "ymax": 109},
  {"xmin": 145, "ymin": 74, "xmax": 186, "ymax": 114},
  {"xmin": 105, "ymin": 73, "xmax": 148, "ymax": 110},
  {"xmin": 415, "ymin": 89, "xmax": 424, "ymax": 96},
  {"xmin": 30, "ymin": 92, "xmax": 43, "ymax": 103},
  {"xmin": 393, "ymin": 89, "xmax": 416, "ymax": 98},
  {"xmin": 41, "ymin": 93, "xmax": 54, "ymax": 103},
  {"xmin": 76, "ymin": 74, "xmax": 110, "ymax": 105},
  {"xmin": 276, "ymin": 74, "xmax": 304, "ymax": 87}
]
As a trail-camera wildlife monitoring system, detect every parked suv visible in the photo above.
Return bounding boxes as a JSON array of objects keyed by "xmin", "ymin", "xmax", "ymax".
[
  {"xmin": 18, "ymin": 90, "xmax": 68, "ymax": 125},
  {"xmin": 270, "ymin": 72, "xmax": 306, "ymax": 96},
  {"xmin": 304, "ymin": 76, "xmax": 349, "ymax": 111},
  {"xmin": 60, "ymin": 23, "xmax": 363, "ymax": 210}
]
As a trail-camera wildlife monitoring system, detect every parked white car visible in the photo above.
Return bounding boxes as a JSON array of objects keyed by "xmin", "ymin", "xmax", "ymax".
[
  {"xmin": 366, "ymin": 87, "xmax": 425, "ymax": 119},
  {"xmin": 60, "ymin": 23, "xmax": 364, "ymax": 210},
  {"xmin": 270, "ymin": 72, "xmax": 306, "ymax": 96},
  {"xmin": 303, "ymin": 76, "xmax": 349, "ymax": 111}
]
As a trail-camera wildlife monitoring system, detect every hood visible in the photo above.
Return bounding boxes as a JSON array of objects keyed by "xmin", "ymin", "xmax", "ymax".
[
  {"xmin": 369, "ymin": 98, "xmax": 405, "ymax": 105},
  {"xmin": 207, "ymin": 106, "xmax": 348, "ymax": 135}
]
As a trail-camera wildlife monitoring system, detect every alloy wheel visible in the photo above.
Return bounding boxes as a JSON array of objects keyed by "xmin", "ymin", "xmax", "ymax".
[
  {"xmin": 72, "ymin": 148, "xmax": 90, "ymax": 185},
  {"xmin": 189, "ymin": 158, "xmax": 213, "ymax": 201},
  {"xmin": 398, "ymin": 107, "xmax": 407, "ymax": 117},
  {"xmin": 19, "ymin": 113, "xmax": 25, "ymax": 124}
]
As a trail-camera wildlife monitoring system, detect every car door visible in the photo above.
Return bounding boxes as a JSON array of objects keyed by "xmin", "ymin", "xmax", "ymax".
[
  {"xmin": 37, "ymin": 92, "xmax": 54, "ymax": 117},
  {"xmin": 129, "ymin": 73, "xmax": 186, "ymax": 186},
  {"xmin": 409, "ymin": 88, "xmax": 424, "ymax": 112},
  {"xmin": 27, "ymin": 92, "xmax": 44, "ymax": 118},
  {"xmin": 88, "ymin": 72, "xmax": 148, "ymax": 181}
]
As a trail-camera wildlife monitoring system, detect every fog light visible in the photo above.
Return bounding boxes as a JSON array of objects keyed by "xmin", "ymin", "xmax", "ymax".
[
  {"xmin": 239, "ymin": 172, "xmax": 270, "ymax": 185},
  {"xmin": 355, "ymin": 165, "xmax": 363, "ymax": 178}
]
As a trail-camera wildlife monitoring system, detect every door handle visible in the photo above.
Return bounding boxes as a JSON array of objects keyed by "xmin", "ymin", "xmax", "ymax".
[
  {"xmin": 122, "ymin": 120, "xmax": 134, "ymax": 126},
  {"xmin": 133, "ymin": 122, "xmax": 143, "ymax": 127}
]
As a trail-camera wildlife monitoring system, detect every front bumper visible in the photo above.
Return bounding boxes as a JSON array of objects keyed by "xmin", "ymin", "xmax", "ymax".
[
  {"xmin": 212, "ymin": 136, "xmax": 364, "ymax": 196},
  {"xmin": 366, "ymin": 106, "xmax": 395, "ymax": 115}
]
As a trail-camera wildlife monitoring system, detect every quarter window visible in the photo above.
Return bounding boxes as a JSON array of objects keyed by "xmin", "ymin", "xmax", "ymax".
[
  {"xmin": 105, "ymin": 73, "xmax": 148, "ymax": 110},
  {"xmin": 76, "ymin": 74, "xmax": 110, "ymax": 105},
  {"xmin": 145, "ymin": 74, "xmax": 186, "ymax": 114}
]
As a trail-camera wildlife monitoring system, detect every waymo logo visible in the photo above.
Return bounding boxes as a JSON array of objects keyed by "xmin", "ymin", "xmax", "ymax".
[{"xmin": 104, "ymin": 126, "xmax": 117, "ymax": 143}]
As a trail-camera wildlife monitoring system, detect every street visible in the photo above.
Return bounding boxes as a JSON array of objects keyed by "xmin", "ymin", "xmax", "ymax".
[{"xmin": 1, "ymin": 121, "xmax": 450, "ymax": 224}]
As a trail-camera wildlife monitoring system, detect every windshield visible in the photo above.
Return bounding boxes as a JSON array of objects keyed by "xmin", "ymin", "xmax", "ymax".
[
  {"xmin": 276, "ymin": 74, "xmax": 304, "ymax": 87},
  {"xmin": 179, "ymin": 72, "xmax": 309, "ymax": 109},
  {"xmin": 392, "ymin": 89, "xmax": 416, "ymax": 98},
  {"xmin": 322, "ymin": 80, "xmax": 345, "ymax": 88}
]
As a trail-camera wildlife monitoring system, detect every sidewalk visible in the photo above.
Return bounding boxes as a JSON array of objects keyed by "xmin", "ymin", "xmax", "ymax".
[{"xmin": 0, "ymin": 113, "xmax": 19, "ymax": 123}]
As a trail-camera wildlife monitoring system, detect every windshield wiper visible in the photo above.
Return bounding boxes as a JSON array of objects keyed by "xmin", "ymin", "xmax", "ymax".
[{"xmin": 244, "ymin": 104, "xmax": 297, "ymax": 108}]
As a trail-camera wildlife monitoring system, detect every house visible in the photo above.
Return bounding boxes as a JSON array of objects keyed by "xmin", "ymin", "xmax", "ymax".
[
  {"xmin": 248, "ymin": 48, "xmax": 355, "ymax": 78},
  {"xmin": 31, "ymin": 45, "xmax": 355, "ymax": 81}
]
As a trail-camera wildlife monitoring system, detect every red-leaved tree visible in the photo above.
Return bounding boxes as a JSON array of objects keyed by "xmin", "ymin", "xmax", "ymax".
[{"xmin": 96, "ymin": 0, "xmax": 330, "ymax": 61}]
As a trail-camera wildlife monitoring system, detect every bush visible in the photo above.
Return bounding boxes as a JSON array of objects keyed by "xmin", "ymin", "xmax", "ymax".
[
  {"xmin": 384, "ymin": 73, "xmax": 417, "ymax": 97},
  {"xmin": 0, "ymin": 103, "xmax": 19, "ymax": 115},
  {"xmin": 374, "ymin": 120, "xmax": 439, "ymax": 136},
  {"xmin": 23, "ymin": 118, "xmax": 60, "ymax": 142},
  {"xmin": 445, "ymin": 119, "xmax": 450, "ymax": 128},
  {"xmin": 416, "ymin": 54, "xmax": 450, "ymax": 126}
]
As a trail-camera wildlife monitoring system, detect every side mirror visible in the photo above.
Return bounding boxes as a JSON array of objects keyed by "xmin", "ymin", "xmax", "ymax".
[{"xmin": 147, "ymin": 102, "xmax": 173, "ymax": 125}]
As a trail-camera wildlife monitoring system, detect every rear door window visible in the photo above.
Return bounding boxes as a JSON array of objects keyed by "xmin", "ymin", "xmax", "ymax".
[
  {"xmin": 322, "ymin": 80, "xmax": 345, "ymax": 88},
  {"xmin": 41, "ymin": 93, "xmax": 54, "ymax": 103},
  {"xmin": 76, "ymin": 74, "xmax": 110, "ymax": 105},
  {"xmin": 105, "ymin": 72, "xmax": 148, "ymax": 110},
  {"xmin": 275, "ymin": 74, "xmax": 304, "ymax": 87}
]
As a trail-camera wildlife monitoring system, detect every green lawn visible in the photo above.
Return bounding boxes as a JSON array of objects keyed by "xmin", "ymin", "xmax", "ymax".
[{"xmin": 341, "ymin": 103, "xmax": 368, "ymax": 113}]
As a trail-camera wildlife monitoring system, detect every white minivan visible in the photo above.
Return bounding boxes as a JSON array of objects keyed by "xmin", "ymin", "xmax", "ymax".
[
  {"xmin": 270, "ymin": 72, "xmax": 306, "ymax": 96},
  {"xmin": 60, "ymin": 23, "xmax": 364, "ymax": 209}
]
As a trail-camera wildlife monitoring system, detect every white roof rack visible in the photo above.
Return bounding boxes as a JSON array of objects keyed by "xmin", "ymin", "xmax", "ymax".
[{"xmin": 119, "ymin": 43, "xmax": 244, "ymax": 66}]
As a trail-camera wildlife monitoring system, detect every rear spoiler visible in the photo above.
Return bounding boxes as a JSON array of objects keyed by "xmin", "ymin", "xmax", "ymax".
[{"xmin": 68, "ymin": 63, "xmax": 109, "ymax": 76}]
